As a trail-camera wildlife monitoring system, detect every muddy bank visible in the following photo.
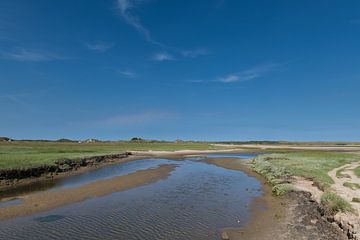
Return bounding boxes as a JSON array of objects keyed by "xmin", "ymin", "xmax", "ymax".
[
  {"xmin": 0, "ymin": 152, "xmax": 131, "ymax": 180},
  {"xmin": 0, "ymin": 152, "xmax": 146, "ymax": 193},
  {"xmin": 206, "ymin": 157, "xmax": 348, "ymax": 240},
  {"xmin": 0, "ymin": 164, "xmax": 176, "ymax": 220},
  {"xmin": 225, "ymin": 191, "xmax": 348, "ymax": 240}
]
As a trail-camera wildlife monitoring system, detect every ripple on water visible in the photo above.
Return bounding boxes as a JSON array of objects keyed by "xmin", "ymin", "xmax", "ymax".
[
  {"xmin": 0, "ymin": 157, "xmax": 262, "ymax": 240},
  {"xmin": 34, "ymin": 215, "xmax": 65, "ymax": 223}
]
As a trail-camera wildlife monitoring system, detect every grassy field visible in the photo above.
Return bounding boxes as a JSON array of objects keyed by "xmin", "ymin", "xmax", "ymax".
[
  {"xmin": 0, "ymin": 141, "xmax": 221, "ymax": 169},
  {"xmin": 254, "ymin": 151, "xmax": 360, "ymax": 188}
]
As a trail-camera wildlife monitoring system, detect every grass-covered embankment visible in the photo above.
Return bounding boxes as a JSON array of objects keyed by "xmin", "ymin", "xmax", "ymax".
[
  {"xmin": 254, "ymin": 151, "xmax": 360, "ymax": 189},
  {"xmin": 0, "ymin": 141, "xmax": 221, "ymax": 170},
  {"xmin": 253, "ymin": 151, "xmax": 360, "ymax": 213}
]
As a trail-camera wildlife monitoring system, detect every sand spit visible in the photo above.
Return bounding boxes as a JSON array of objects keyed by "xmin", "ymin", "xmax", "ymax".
[{"xmin": 0, "ymin": 164, "xmax": 176, "ymax": 220}]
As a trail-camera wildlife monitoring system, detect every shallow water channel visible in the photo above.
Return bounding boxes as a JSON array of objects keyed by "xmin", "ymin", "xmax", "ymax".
[{"xmin": 0, "ymin": 153, "xmax": 262, "ymax": 240}]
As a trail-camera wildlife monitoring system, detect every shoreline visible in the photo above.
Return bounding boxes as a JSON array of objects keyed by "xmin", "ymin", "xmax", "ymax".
[
  {"xmin": 0, "ymin": 164, "xmax": 176, "ymax": 220},
  {"xmin": 0, "ymin": 149, "xmax": 356, "ymax": 239},
  {"xmin": 0, "ymin": 153, "xmax": 147, "ymax": 195},
  {"xmin": 206, "ymin": 157, "xmax": 349, "ymax": 240}
]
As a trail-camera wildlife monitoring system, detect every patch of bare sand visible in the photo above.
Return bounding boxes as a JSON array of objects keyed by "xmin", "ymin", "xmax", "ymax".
[
  {"xmin": 0, "ymin": 164, "xmax": 176, "ymax": 220},
  {"xmin": 329, "ymin": 162, "xmax": 360, "ymax": 239},
  {"xmin": 130, "ymin": 149, "xmax": 245, "ymax": 158},
  {"xmin": 207, "ymin": 157, "xmax": 348, "ymax": 240},
  {"xmin": 292, "ymin": 162, "xmax": 360, "ymax": 239}
]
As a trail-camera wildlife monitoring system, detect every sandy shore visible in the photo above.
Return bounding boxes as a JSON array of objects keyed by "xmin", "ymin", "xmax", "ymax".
[
  {"xmin": 206, "ymin": 157, "xmax": 348, "ymax": 240},
  {"xmin": 0, "ymin": 164, "xmax": 176, "ymax": 220}
]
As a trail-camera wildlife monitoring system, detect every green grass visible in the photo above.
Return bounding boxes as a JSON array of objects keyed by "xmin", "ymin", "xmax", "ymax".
[
  {"xmin": 352, "ymin": 197, "xmax": 360, "ymax": 203},
  {"xmin": 343, "ymin": 182, "xmax": 360, "ymax": 190},
  {"xmin": 254, "ymin": 151, "xmax": 360, "ymax": 189},
  {"xmin": 272, "ymin": 183, "xmax": 293, "ymax": 196},
  {"xmin": 0, "ymin": 141, "xmax": 222, "ymax": 169},
  {"xmin": 354, "ymin": 166, "xmax": 360, "ymax": 178},
  {"xmin": 321, "ymin": 192, "xmax": 352, "ymax": 213}
]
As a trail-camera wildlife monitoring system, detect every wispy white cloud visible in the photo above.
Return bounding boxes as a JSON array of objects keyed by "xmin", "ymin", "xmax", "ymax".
[
  {"xmin": 182, "ymin": 48, "xmax": 210, "ymax": 58},
  {"xmin": 85, "ymin": 42, "xmax": 114, "ymax": 53},
  {"xmin": 116, "ymin": 0, "xmax": 162, "ymax": 46},
  {"xmin": 115, "ymin": 1, "xmax": 212, "ymax": 61},
  {"xmin": 1, "ymin": 48, "xmax": 64, "ymax": 62},
  {"xmin": 152, "ymin": 52, "xmax": 174, "ymax": 61},
  {"xmin": 98, "ymin": 110, "xmax": 176, "ymax": 126},
  {"xmin": 185, "ymin": 79, "xmax": 206, "ymax": 83},
  {"xmin": 218, "ymin": 74, "xmax": 240, "ymax": 83},
  {"xmin": 118, "ymin": 69, "xmax": 137, "ymax": 78},
  {"xmin": 218, "ymin": 63, "xmax": 282, "ymax": 83}
]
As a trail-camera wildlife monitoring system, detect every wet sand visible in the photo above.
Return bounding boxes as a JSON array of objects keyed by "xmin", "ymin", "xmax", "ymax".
[
  {"xmin": 207, "ymin": 157, "xmax": 348, "ymax": 240},
  {"xmin": 0, "ymin": 164, "xmax": 176, "ymax": 220}
]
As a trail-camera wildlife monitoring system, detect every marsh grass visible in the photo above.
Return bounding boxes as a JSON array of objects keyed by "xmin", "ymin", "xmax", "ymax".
[
  {"xmin": 253, "ymin": 157, "xmax": 292, "ymax": 195},
  {"xmin": 321, "ymin": 192, "xmax": 352, "ymax": 214},
  {"xmin": 272, "ymin": 183, "xmax": 293, "ymax": 196},
  {"xmin": 254, "ymin": 151, "xmax": 360, "ymax": 189},
  {"xmin": 343, "ymin": 182, "xmax": 360, "ymax": 190},
  {"xmin": 0, "ymin": 141, "xmax": 221, "ymax": 169}
]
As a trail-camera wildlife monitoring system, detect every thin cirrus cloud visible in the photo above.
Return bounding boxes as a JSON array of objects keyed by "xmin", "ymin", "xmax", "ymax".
[
  {"xmin": 1, "ymin": 48, "xmax": 63, "ymax": 62},
  {"xmin": 182, "ymin": 48, "xmax": 210, "ymax": 58},
  {"xmin": 118, "ymin": 69, "xmax": 137, "ymax": 78},
  {"xmin": 116, "ymin": 1, "xmax": 211, "ymax": 61},
  {"xmin": 152, "ymin": 52, "xmax": 174, "ymax": 61},
  {"xmin": 116, "ymin": 0, "xmax": 162, "ymax": 46},
  {"xmin": 218, "ymin": 63, "xmax": 282, "ymax": 83},
  {"xmin": 85, "ymin": 42, "xmax": 114, "ymax": 53}
]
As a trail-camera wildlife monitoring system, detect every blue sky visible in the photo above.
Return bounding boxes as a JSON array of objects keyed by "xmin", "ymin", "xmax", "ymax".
[{"xmin": 1, "ymin": 0, "xmax": 360, "ymax": 141}]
